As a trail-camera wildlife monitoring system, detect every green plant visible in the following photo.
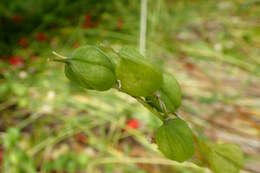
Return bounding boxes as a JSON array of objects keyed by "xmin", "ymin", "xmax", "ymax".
[
  {"xmin": 52, "ymin": 45, "xmax": 244, "ymax": 173},
  {"xmin": 2, "ymin": 128, "xmax": 36, "ymax": 173}
]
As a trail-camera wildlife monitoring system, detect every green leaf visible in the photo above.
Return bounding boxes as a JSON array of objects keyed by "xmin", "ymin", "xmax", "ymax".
[
  {"xmin": 146, "ymin": 73, "xmax": 182, "ymax": 113},
  {"xmin": 116, "ymin": 46, "xmax": 163, "ymax": 97},
  {"xmin": 155, "ymin": 118, "xmax": 195, "ymax": 162},
  {"xmin": 198, "ymin": 140, "xmax": 244, "ymax": 173}
]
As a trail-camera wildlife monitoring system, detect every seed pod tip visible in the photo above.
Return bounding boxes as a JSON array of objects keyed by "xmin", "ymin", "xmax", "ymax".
[{"xmin": 51, "ymin": 51, "xmax": 69, "ymax": 64}]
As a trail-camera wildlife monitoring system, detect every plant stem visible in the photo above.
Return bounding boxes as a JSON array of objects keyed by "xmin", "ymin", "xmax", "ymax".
[
  {"xmin": 52, "ymin": 51, "xmax": 68, "ymax": 59},
  {"xmin": 139, "ymin": 0, "xmax": 147, "ymax": 55},
  {"xmin": 155, "ymin": 92, "xmax": 169, "ymax": 117},
  {"xmin": 50, "ymin": 51, "xmax": 70, "ymax": 64},
  {"xmin": 90, "ymin": 156, "xmax": 211, "ymax": 173},
  {"xmin": 114, "ymin": 84, "xmax": 166, "ymax": 121},
  {"xmin": 134, "ymin": 96, "xmax": 166, "ymax": 121},
  {"xmin": 17, "ymin": 112, "xmax": 43, "ymax": 129}
]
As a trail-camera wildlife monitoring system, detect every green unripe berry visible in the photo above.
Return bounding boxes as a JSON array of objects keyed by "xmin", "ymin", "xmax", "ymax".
[{"xmin": 116, "ymin": 47, "xmax": 163, "ymax": 97}]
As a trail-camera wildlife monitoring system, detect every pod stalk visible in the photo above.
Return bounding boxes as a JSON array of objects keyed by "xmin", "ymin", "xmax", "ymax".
[{"xmin": 51, "ymin": 51, "xmax": 69, "ymax": 64}]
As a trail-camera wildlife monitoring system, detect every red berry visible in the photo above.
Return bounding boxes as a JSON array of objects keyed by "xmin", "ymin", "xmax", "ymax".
[
  {"xmin": 127, "ymin": 119, "xmax": 140, "ymax": 129},
  {"xmin": 36, "ymin": 32, "xmax": 47, "ymax": 42},
  {"xmin": 9, "ymin": 56, "xmax": 24, "ymax": 66},
  {"xmin": 18, "ymin": 37, "xmax": 28, "ymax": 48}
]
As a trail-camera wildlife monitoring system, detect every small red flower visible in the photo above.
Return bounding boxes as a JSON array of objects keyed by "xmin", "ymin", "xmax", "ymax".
[
  {"xmin": 75, "ymin": 133, "xmax": 88, "ymax": 144},
  {"xmin": 9, "ymin": 56, "xmax": 24, "ymax": 66},
  {"xmin": 30, "ymin": 54, "xmax": 38, "ymax": 61},
  {"xmin": 82, "ymin": 14, "xmax": 92, "ymax": 29},
  {"xmin": 184, "ymin": 62, "xmax": 195, "ymax": 71},
  {"xmin": 127, "ymin": 119, "xmax": 140, "ymax": 129},
  {"xmin": 12, "ymin": 15, "xmax": 24, "ymax": 24},
  {"xmin": 73, "ymin": 42, "xmax": 80, "ymax": 49},
  {"xmin": 36, "ymin": 32, "xmax": 47, "ymax": 42},
  {"xmin": 117, "ymin": 18, "xmax": 124, "ymax": 30},
  {"xmin": 82, "ymin": 14, "xmax": 98, "ymax": 29},
  {"xmin": 18, "ymin": 37, "xmax": 28, "ymax": 48}
]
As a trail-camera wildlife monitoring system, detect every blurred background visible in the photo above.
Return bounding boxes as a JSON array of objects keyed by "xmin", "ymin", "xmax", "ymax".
[{"xmin": 0, "ymin": 0, "xmax": 260, "ymax": 172}]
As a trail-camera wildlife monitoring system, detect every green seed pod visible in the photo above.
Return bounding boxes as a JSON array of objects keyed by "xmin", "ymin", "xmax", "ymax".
[
  {"xmin": 146, "ymin": 73, "xmax": 182, "ymax": 113},
  {"xmin": 59, "ymin": 45, "xmax": 116, "ymax": 91},
  {"xmin": 98, "ymin": 45, "xmax": 119, "ymax": 71},
  {"xmin": 155, "ymin": 118, "xmax": 195, "ymax": 162},
  {"xmin": 116, "ymin": 47, "xmax": 163, "ymax": 97},
  {"xmin": 198, "ymin": 139, "xmax": 244, "ymax": 173}
]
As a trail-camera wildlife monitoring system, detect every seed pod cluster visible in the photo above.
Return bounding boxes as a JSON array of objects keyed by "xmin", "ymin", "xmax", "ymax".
[
  {"xmin": 55, "ymin": 45, "xmax": 182, "ymax": 113},
  {"xmin": 54, "ymin": 45, "xmax": 191, "ymax": 163},
  {"xmin": 53, "ymin": 45, "xmax": 243, "ymax": 168}
]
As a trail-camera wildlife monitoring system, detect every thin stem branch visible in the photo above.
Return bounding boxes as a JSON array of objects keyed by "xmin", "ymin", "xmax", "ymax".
[
  {"xmin": 50, "ymin": 51, "xmax": 69, "ymax": 63},
  {"xmin": 90, "ymin": 156, "xmax": 211, "ymax": 173},
  {"xmin": 114, "ymin": 86, "xmax": 165, "ymax": 121},
  {"xmin": 155, "ymin": 92, "xmax": 169, "ymax": 117},
  {"xmin": 17, "ymin": 112, "xmax": 43, "ymax": 129},
  {"xmin": 52, "ymin": 51, "xmax": 68, "ymax": 60},
  {"xmin": 134, "ymin": 96, "xmax": 165, "ymax": 121}
]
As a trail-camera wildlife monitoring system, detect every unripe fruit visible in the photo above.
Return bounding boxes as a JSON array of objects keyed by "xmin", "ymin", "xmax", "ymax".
[
  {"xmin": 116, "ymin": 47, "xmax": 163, "ymax": 97},
  {"xmin": 58, "ymin": 45, "xmax": 116, "ymax": 91},
  {"xmin": 155, "ymin": 118, "xmax": 195, "ymax": 162},
  {"xmin": 146, "ymin": 73, "xmax": 182, "ymax": 113}
]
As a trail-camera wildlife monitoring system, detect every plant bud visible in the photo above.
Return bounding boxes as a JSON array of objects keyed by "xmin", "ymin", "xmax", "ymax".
[
  {"xmin": 146, "ymin": 73, "xmax": 182, "ymax": 113},
  {"xmin": 155, "ymin": 118, "xmax": 195, "ymax": 162},
  {"xmin": 116, "ymin": 47, "xmax": 163, "ymax": 97},
  {"xmin": 59, "ymin": 45, "xmax": 116, "ymax": 91}
]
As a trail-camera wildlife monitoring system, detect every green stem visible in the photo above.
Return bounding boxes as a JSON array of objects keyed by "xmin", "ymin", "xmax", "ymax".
[
  {"xmin": 155, "ymin": 92, "xmax": 169, "ymax": 117},
  {"xmin": 17, "ymin": 112, "xmax": 43, "ymax": 129},
  {"xmin": 114, "ymin": 83, "xmax": 166, "ymax": 121},
  {"xmin": 52, "ymin": 51, "xmax": 68, "ymax": 59},
  {"xmin": 51, "ymin": 59, "xmax": 69, "ymax": 64},
  {"xmin": 50, "ymin": 51, "xmax": 69, "ymax": 64},
  {"xmin": 134, "ymin": 96, "xmax": 166, "ymax": 121},
  {"xmin": 89, "ymin": 156, "xmax": 210, "ymax": 173}
]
